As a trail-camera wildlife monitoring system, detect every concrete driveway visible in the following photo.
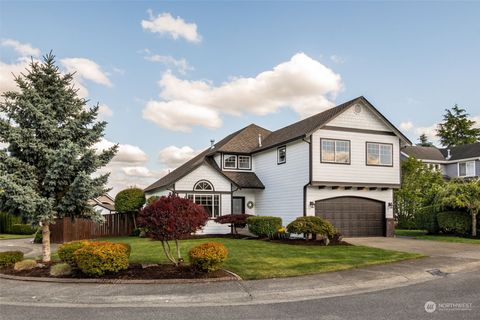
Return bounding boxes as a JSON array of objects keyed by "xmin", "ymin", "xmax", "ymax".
[{"xmin": 346, "ymin": 237, "xmax": 480, "ymax": 260}]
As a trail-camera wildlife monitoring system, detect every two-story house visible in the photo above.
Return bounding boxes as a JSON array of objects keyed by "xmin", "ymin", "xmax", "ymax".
[
  {"xmin": 145, "ymin": 96, "xmax": 411, "ymax": 237},
  {"xmin": 402, "ymin": 143, "xmax": 480, "ymax": 179}
]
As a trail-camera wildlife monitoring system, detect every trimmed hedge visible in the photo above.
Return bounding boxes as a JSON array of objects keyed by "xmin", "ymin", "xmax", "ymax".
[
  {"xmin": 415, "ymin": 206, "xmax": 439, "ymax": 234},
  {"xmin": 246, "ymin": 216, "xmax": 282, "ymax": 239},
  {"xmin": 74, "ymin": 242, "xmax": 129, "ymax": 276},
  {"xmin": 287, "ymin": 216, "xmax": 337, "ymax": 239},
  {"xmin": 437, "ymin": 211, "xmax": 471, "ymax": 235},
  {"xmin": 0, "ymin": 212, "xmax": 21, "ymax": 233},
  {"xmin": 9, "ymin": 224, "xmax": 36, "ymax": 235},
  {"xmin": 0, "ymin": 251, "xmax": 24, "ymax": 268},
  {"xmin": 57, "ymin": 240, "xmax": 91, "ymax": 266},
  {"xmin": 189, "ymin": 242, "xmax": 228, "ymax": 272}
]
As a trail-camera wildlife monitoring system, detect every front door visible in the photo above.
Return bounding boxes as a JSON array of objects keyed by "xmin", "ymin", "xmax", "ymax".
[{"xmin": 232, "ymin": 197, "xmax": 245, "ymax": 214}]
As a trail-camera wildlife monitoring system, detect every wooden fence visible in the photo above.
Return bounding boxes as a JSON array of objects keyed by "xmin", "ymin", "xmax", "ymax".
[{"xmin": 50, "ymin": 213, "xmax": 135, "ymax": 243}]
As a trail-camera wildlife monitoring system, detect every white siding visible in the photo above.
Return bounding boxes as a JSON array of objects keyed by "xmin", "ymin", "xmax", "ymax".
[
  {"xmin": 306, "ymin": 187, "xmax": 394, "ymax": 219},
  {"xmin": 254, "ymin": 140, "xmax": 310, "ymax": 226},
  {"xmin": 144, "ymin": 189, "xmax": 171, "ymax": 199},
  {"xmin": 175, "ymin": 164, "xmax": 231, "ymax": 192},
  {"xmin": 328, "ymin": 104, "xmax": 391, "ymax": 131},
  {"xmin": 312, "ymin": 129, "xmax": 400, "ymax": 185}
]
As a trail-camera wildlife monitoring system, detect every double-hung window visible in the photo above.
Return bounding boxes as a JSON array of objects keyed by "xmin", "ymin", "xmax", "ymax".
[
  {"xmin": 366, "ymin": 142, "xmax": 393, "ymax": 166},
  {"xmin": 321, "ymin": 139, "xmax": 350, "ymax": 164},
  {"xmin": 223, "ymin": 154, "xmax": 237, "ymax": 169},
  {"xmin": 238, "ymin": 155, "xmax": 251, "ymax": 169},
  {"xmin": 458, "ymin": 161, "xmax": 475, "ymax": 177},
  {"xmin": 187, "ymin": 193, "xmax": 220, "ymax": 218}
]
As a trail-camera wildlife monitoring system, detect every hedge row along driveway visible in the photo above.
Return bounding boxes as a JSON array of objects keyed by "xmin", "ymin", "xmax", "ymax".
[{"xmin": 102, "ymin": 237, "xmax": 422, "ymax": 280}]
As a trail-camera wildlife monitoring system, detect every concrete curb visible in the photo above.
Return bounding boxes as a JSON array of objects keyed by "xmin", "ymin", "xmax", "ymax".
[{"xmin": 0, "ymin": 268, "xmax": 240, "ymax": 284}]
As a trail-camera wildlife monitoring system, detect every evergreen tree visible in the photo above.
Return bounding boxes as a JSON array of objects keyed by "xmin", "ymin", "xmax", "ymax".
[
  {"xmin": 0, "ymin": 53, "xmax": 117, "ymax": 262},
  {"xmin": 416, "ymin": 133, "xmax": 434, "ymax": 147},
  {"xmin": 437, "ymin": 105, "xmax": 480, "ymax": 147}
]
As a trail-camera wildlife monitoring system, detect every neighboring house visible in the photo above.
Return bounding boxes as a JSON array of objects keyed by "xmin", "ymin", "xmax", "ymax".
[
  {"xmin": 88, "ymin": 193, "xmax": 116, "ymax": 215},
  {"xmin": 402, "ymin": 142, "xmax": 480, "ymax": 179},
  {"xmin": 145, "ymin": 96, "xmax": 411, "ymax": 237}
]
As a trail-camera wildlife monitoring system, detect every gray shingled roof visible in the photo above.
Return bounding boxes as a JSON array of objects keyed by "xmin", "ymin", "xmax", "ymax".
[
  {"xmin": 402, "ymin": 146, "xmax": 446, "ymax": 161},
  {"xmin": 403, "ymin": 143, "xmax": 480, "ymax": 161}
]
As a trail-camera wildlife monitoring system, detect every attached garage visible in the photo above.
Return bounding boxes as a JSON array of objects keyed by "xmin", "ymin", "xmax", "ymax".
[{"xmin": 315, "ymin": 196, "xmax": 385, "ymax": 237}]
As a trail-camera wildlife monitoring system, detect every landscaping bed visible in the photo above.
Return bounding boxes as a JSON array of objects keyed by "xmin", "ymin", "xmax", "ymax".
[{"xmin": 0, "ymin": 262, "xmax": 234, "ymax": 280}]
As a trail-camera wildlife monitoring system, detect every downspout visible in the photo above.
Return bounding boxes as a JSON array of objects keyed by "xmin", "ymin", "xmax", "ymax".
[{"xmin": 303, "ymin": 136, "xmax": 312, "ymax": 217}]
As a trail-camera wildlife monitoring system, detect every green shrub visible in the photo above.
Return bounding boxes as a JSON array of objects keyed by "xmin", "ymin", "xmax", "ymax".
[
  {"xmin": 50, "ymin": 263, "xmax": 72, "ymax": 277},
  {"xmin": 0, "ymin": 212, "xmax": 21, "ymax": 233},
  {"xmin": 415, "ymin": 206, "xmax": 439, "ymax": 233},
  {"xmin": 0, "ymin": 251, "xmax": 24, "ymax": 268},
  {"xmin": 14, "ymin": 259, "xmax": 37, "ymax": 271},
  {"xmin": 287, "ymin": 216, "xmax": 337, "ymax": 239},
  {"xmin": 57, "ymin": 240, "xmax": 91, "ymax": 266},
  {"xmin": 118, "ymin": 243, "xmax": 131, "ymax": 257},
  {"xmin": 437, "ymin": 211, "xmax": 471, "ymax": 235},
  {"xmin": 246, "ymin": 216, "xmax": 282, "ymax": 238},
  {"xmin": 9, "ymin": 224, "xmax": 36, "ymax": 235},
  {"xmin": 74, "ymin": 242, "xmax": 129, "ymax": 276},
  {"xmin": 188, "ymin": 242, "xmax": 228, "ymax": 272}
]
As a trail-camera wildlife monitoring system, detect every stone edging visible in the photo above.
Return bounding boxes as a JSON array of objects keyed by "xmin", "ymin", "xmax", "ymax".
[{"xmin": 0, "ymin": 269, "xmax": 242, "ymax": 284}]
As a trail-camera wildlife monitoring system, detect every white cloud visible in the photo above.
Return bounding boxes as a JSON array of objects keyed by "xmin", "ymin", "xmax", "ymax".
[
  {"xmin": 143, "ymin": 53, "xmax": 342, "ymax": 131},
  {"xmin": 1, "ymin": 39, "xmax": 40, "ymax": 57},
  {"xmin": 330, "ymin": 55, "xmax": 345, "ymax": 64},
  {"xmin": 98, "ymin": 104, "xmax": 113, "ymax": 118},
  {"xmin": 61, "ymin": 58, "xmax": 112, "ymax": 98},
  {"xmin": 143, "ymin": 100, "xmax": 222, "ymax": 132},
  {"xmin": 145, "ymin": 54, "xmax": 193, "ymax": 74},
  {"xmin": 0, "ymin": 58, "xmax": 30, "ymax": 95},
  {"xmin": 141, "ymin": 11, "xmax": 201, "ymax": 43},
  {"xmin": 95, "ymin": 138, "xmax": 148, "ymax": 164},
  {"xmin": 122, "ymin": 166, "xmax": 154, "ymax": 177},
  {"xmin": 0, "ymin": 142, "xmax": 8, "ymax": 149},
  {"xmin": 158, "ymin": 145, "xmax": 201, "ymax": 168},
  {"xmin": 400, "ymin": 121, "xmax": 414, "ymax": 131}
]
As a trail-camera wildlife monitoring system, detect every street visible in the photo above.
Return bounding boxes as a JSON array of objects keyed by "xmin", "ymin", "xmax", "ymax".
[{"xmin": 1, "ymin": 270, "xmax": 478, "ymax": 320}]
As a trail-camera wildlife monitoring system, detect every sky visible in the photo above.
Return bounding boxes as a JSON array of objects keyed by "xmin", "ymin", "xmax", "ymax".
[{"xmin": 1, "ymin": 1, "xmax": 479, "ymax": 195}]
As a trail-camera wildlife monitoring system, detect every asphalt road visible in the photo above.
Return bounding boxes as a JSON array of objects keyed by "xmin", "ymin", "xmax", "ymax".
[{"xmin": 1, "ymin": 270, "xmax": 478, "ymax": 320}]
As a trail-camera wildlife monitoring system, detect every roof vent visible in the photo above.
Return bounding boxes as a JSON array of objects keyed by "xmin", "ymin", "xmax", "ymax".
[
  {"xmin": 446, "ymin": 149, "xmax": 451, "ymax": 160},
  {"xmin": 258, "ymin": 134, "xmax": 262, "ymax": 147},
  {"xmin": 210, "ymin": 139, "xmax": 215, "ymax": 150}
]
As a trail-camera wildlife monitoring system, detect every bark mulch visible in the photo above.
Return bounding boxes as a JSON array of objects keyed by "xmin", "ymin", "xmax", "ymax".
[{"xmin": 0, "ymin": 263, "xmax": 234, "ymax": 280}]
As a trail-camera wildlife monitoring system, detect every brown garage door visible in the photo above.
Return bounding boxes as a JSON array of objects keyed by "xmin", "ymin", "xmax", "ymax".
[{"xmin": 315, "ymin": 197, "xmax": 385, "ymax": 237}]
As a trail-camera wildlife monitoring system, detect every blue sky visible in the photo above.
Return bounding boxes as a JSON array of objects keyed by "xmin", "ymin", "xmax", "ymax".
[{"xmin": 1, "ymin": 1, "xmax": 479, "ymax": 194}]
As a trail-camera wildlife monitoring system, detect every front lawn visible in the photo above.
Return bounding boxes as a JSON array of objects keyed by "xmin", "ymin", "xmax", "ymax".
[
  {"xmin": 0, "ymin": 234, "xmax": 34, "ymax": 240},
  {"xmin": 396, "ymin": 229, "xmax": 480, "ymax": 244},
  {"xmin": 103, "ymin": 237, "xmax": 422, "ymax": 280}
]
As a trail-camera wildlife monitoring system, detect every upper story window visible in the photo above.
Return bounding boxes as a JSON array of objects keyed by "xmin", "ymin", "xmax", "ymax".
[
  {"xmin": 194, "ymin": 180, "xmax": 214, "ymax": 191},
  {"xmin": 321, "ymin": 139, "xmax": 350, "ymax": 164},
  {"xmin": 459, "ymin": 161, "xmax": 475, "ymax": 177},
  {"xmin": 277, "ymin": 146, "xmax": 286, "ymax": 164},
  {"xmin": 366, "ymin": 142, "xmax": 393, "ymax": 166},
  {"xmin": 238, "ymin": 155, "xmax": 251, "ymax": 169},
  {"xmin": 223, "ymin": 155, "xmax": 237, "ymax": 169},
  {"xmin": 222, "ymin": 154, "xmax": 251, "ymax": 170}
]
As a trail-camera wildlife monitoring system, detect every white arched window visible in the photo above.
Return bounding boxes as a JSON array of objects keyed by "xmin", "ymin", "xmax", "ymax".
[{"xmin": 194, "ymin": 180, "xmax": 214, "ymax": 191}]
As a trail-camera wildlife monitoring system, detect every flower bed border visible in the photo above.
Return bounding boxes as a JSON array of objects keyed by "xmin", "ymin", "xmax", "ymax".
[{"xmin": 0, "ymin": 269, "xmax": 241, "ymax": 284}]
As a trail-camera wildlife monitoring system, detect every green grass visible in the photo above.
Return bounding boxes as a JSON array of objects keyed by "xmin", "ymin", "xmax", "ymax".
[
  {"xmin": 101, "ymin": 237, "xmax": 422, "ymax": 280},
  {"xmin": 396, "ymin": 229, "xmax": 480, "ymax": 244},
  {"xmin": 0, "ymin": 234, "xmax": 34, "ymax": 240}
]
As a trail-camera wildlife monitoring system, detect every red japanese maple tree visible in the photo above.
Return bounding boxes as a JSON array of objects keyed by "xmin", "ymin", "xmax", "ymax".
[{"xmin": 137, "ymin": 194, "xmax": 209, "ymax": 266}]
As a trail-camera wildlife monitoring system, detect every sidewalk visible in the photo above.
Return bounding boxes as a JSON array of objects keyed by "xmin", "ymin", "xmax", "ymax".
[
  {"xmin": 0, "ymin": 238, "xmax": 58, "ymax": 258},
  {"xmin": 1, "ymin": 255, "xmax": 479, "ymax": 308}
]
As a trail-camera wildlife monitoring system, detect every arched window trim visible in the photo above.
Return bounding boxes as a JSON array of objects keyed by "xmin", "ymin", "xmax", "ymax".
[{"xmin": 193, "ymin": 180, "xmax": 214, "ymax": 191}]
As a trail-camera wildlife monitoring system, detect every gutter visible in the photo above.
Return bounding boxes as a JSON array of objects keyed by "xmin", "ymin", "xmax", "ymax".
[{"xmin": 303, "ymin": 136, "xmax": 312, "ymax": 216}]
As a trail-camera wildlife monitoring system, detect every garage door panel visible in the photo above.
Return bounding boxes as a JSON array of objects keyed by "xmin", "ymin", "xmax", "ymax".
[{"xmin": 315, "ymin": 197, "xmax": 385, "ymax": 237}]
